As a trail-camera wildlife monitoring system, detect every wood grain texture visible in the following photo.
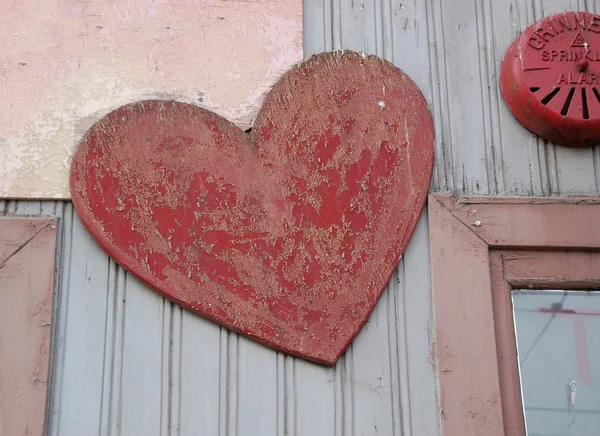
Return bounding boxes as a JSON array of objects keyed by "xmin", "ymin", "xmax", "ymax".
[
  {"xmin": 0, "ymin": 217, "xmax": 57, "ymax": 436},
  {"xmin": 0, "ymin": 0, "xmax": 302, "ymax": 199}
]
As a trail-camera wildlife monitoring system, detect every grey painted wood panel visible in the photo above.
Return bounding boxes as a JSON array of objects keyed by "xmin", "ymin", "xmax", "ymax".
[
  {"xmin": 429, "ymin": 0, "xmax": 600, "ymax": 195},
  {"xmin": 52, "ymin": 209, "xmax": 109, "ymax": 436},
  {"xmin": 4, "ymin": 1, "xmax": 600, "ymax": 435},
  {"xmin": 179, "ymin": 312, "xmax": 221, "ymax": 436},
  {"xmin": 8, "ymin": 207, "xmax": 439, "ymax": 436}
]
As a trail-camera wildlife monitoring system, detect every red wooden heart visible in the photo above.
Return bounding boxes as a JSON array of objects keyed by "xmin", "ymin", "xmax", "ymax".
[{"xmin": 70, "ymin": 51, "xmax": 434, "ymax": 364}]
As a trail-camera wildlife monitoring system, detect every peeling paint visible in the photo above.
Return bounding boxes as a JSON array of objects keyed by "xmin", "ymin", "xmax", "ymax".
[{"xmin": 69, "ymin": 52, "xmax": 434, "ymax": 364}]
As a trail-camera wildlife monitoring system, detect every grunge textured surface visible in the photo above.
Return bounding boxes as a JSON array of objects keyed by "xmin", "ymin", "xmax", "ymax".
[
  {"xmin": 0, "ymin": 0, "xmax": 302, "ymax": 199},
  {"xmin": 69, "ymin": 52, "xmax": 434, "ymax": 364}
]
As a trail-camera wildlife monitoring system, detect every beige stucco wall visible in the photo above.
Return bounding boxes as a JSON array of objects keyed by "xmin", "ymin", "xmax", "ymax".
[{"xmin": 0, "ymin": 0, "xmax": 302, "ymax": 199}]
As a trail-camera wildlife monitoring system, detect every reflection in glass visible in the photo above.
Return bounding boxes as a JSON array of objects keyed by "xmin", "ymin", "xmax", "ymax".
[{"xmin": 512, "ymin": 290, "xmax": 600, "ymax": 436}]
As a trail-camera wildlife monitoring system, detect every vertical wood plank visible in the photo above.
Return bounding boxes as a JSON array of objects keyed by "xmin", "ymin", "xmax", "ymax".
[
  {"xmin": 385, "ymin": 269, "xmax": 405, "ymax": 436},
  {"xmin": 486, "ymin": 1, "xmax": 547, "ymax": 195},
  {"xmin": 43, "ymin": 202, "xmax": 66, "ymax": 436},
  {"xmin": 119, "ymin": 281, "xmax": 166, "ymax": 436},
  {"xmin": 179, "ymin": 313, "xmax": 221, "ymax": 436},
  {"xmin": 98, "ymin": 259, "xmax": 121, "ymax": 436},
  {"xmin": 391, "ymin": 0, "xmax": 439, "ymax": 188},
  {"xmin": 53, "ymin": 214, "xmax": 109, "ymax": 436},
  {"xmin": 225, "ymin": 332, "xmax": 239, "ymax": 436},
  {"xmin": 401, "ymin": 211, "xmax": 441, "ymax": 436},
  {"xmin": 276, "ymin": 354, "xmax": 286, "ymax": 436},
  {"xmin": 351, "ymin": 298, "xmax": 396, "ymax": 436},
  {"xmin": 108, "ymin": 265, "xmax": 127, "ymax": 436},
  {"xmin": 392, "ymin": 263, "xmax": 413, "ymax": 436},
  {"xmin": 335, "ymin": 348, "xmax": 355, "ymax": 436},
  {"xmin": 40, "ymin": 200, "xmax": 57, "ymax": 216},
  {"xmin": 4, "ymin": 200, "xmax": 17, "ymax": 214},
  {"xmin": 389, "ymin": 0, "xmax": 433, "ymax": 95},
  {"xmin": 168, "ymin": 306, "xmax": 182, "ymax": 436},
  {"xmin": 47, "ymin": 203, "xmax": 73, "ymax": 436},
  {"xmin": 338, "ymin": 0, "xmax": 377, "ymax": 52},
  {"xmin": 0, "ymin": 217, "xmax": 57, "ymax": 436},
  {"xmin": 284, "ymin": 356, "xmax": 296, "ymax": 436},
  {"xmin": 426, "ymin": 0, "xmax": 454, "ymax": 192},
  {"xmin": 437, "ymin": 0, "xmax": 491, "ymax": 193},
  {"xmin": 15, "ymin": 200, "xmax": 42, "ymax": 215},
  {"xmin": 303, "ymin": 0, "xmax": 332, "ymax": 55},
  {"xmin": 236, "ymin": 338, "xmax": 278, "ymax": 436},
  {"xmin": 556, "ymin": 148, "xmax": 598, "ymax": 193},
  {"xmin": 294, "ymin": 361, "xmax": 335, "ymax": 435}
]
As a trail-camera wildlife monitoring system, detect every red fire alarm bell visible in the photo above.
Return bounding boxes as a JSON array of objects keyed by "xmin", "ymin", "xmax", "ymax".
[{"xmin": 501, "ymin": 12, "xmax": 600, "ymax": 146}]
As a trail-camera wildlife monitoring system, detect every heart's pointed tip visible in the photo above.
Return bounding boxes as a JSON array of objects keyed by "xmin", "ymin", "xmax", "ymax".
[
  {"xmin": 297, "ymin": 350, "xmax": 341, "ymax": 367},
  {"xmin": 315, "ymin": 357, "xmax": 338, "ymax": 367}
]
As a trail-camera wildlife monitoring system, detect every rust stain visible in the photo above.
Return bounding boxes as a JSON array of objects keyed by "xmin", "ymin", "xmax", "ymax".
[{"xmin": 70, "ymin": 51, "xmax": 434, "ymax": 364}]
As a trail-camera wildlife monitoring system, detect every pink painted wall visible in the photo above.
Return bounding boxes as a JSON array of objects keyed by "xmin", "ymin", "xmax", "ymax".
[{"xmin": 0, "ymin": 0, "xmax": 302, "ymax": 199}]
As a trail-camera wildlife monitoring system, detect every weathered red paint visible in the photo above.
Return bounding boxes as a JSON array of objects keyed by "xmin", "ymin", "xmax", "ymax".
[
  {"xmin": 70, "ymin": 51, "xmax": 434, "ymax": 364},
  {"xmin": 501, "ymin": 11, "xmax": 600, "ymax": 146}
]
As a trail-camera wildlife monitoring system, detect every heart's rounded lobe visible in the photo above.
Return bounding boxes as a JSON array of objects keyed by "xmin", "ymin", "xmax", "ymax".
[{"xmin": 70, "ymin": 51, "xmax": 434, "ymax": 364}]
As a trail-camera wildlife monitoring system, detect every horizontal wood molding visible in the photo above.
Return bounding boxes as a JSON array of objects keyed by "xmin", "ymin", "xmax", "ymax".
[
  {"xmin": 429, "ymin": 194, "xmax": 600, "ymax": 436},
  {"xmin": 435, "ymin": 194, "xmax": 600, "ymax": 249}
]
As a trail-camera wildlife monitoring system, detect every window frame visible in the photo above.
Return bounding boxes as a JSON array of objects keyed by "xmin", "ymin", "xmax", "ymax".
[{"xmin": 428, "ymin": 194, "xmax": 600, "ymax": 436}]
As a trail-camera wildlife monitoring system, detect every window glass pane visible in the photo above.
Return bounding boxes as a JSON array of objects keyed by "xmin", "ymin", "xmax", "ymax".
[{"xmin": 512, "ymin": 290, "xmax": 600, "ymax": 436}]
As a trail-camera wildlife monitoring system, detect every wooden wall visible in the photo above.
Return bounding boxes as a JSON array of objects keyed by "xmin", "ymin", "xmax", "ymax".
[{"xmin": 3, "ymin": 0, "xmax": 600, "ymax": 435}]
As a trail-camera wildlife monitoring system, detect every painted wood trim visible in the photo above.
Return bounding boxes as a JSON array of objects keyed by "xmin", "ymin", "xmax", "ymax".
[
  {"xmin": 502, "ymin": 250, "xmax": 600, "ymax": 288},
  {"xmin": 0, "ymin": 217, "xmax": 56, "ymax": 264},
  {"xmin": 430, "ymin": 194, "xmax": 600, "ymax": 436},
  {"xmin": 489, "ymin": 251, "xmax": 525, "ymax": 436},
  {"xmin": 491, "ymin": 250, "xmax": 600, "ymax": 436},
  {"xmin": 0, "ymin": 217, "xmax": 58, "ymax": 436},
  {"xmin": 435, "ymin": 193, "xmax": 600, "ymax": 249},
  {"xmin": 428, "ymin": 196, "xmax": 504, "ymax": 435}
]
